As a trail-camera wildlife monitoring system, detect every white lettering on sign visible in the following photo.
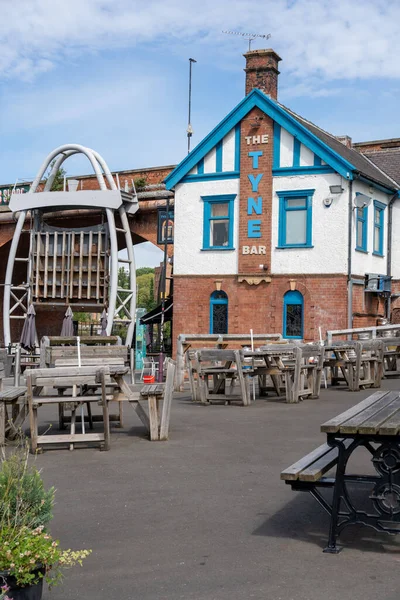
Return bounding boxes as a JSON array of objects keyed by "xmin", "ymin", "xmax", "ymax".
[
  {"xmin": 245, "ymin": 135, "xmax": 269, "ymax": 145},
  {"xmin": 242, "ymin": 245, "xmax": 266, "ymax": 255}
]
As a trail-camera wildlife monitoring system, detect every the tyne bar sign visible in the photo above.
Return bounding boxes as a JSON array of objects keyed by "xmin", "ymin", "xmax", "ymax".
[{"xmin": 242, "ymin": 135, "xmax": 268, "ymax": 255}]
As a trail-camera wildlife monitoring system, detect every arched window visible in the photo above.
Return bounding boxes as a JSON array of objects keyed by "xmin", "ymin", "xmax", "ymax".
[
  {"xmin": 283, "ymin": 290, "xmax": 303, "ymax": 339},
  {"xmin": 210, "ymin": 291, "xmax": 228, "ymax": 334}
]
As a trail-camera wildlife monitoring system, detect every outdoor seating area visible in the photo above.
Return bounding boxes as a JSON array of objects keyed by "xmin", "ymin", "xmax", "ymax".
[{"xmin": 182, "ymin": 327, "xmax": 400, "ymax": 406}]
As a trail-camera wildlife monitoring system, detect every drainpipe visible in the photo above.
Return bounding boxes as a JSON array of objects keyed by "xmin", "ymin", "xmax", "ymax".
[
  {"xmin": 386, "ymin": 191, "xmax": 399, "ymax": 318},
  {"xmin": 347, "ymin": 179, "xmax": 353, "ymax": 329}
]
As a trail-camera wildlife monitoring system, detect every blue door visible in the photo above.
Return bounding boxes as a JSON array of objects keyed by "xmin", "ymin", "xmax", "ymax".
[
  {"xmin": 283, "ymin": 291, "xmax": 303, "ymax": 339},
  {"xmin": 210, "ymin": 291, "xmax": 228, "ymax": 334}
]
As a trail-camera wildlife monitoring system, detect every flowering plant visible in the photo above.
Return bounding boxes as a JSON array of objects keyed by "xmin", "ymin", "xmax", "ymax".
[
  {"xmin": 0, "ymin": 525, "xmax": 91, "ymax": 587},
  {"xmin": 0, "ymin": 443, "xmax": 91, "ymax": 590}
]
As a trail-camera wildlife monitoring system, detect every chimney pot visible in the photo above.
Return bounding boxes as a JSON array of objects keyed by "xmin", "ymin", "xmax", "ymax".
[{"xmin": 244, "ymin": 48, "xmax": 282, "ymax": 100}]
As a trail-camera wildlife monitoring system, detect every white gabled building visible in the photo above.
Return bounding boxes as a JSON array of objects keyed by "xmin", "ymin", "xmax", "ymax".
[{"xmin": 165, "ymin": 49, "xmax": 400, "ymax": 342}]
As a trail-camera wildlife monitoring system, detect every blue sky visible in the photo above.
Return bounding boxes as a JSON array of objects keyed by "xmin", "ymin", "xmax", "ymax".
[{"xmin": 1, "ymin": 0, "xmax": 400, "ymax": 266}]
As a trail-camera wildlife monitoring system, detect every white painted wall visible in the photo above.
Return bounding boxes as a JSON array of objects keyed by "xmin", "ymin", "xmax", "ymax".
[
  {"xmin": 203, "ymin": 147, "xmax": 216, "ymax": 174},
  {"xmin": 300, "ymin": 143, "xmax": 314, "ymax": 167},
  {"xmin": 351, "ymin": 180, "xmax": 390, "ymax": 277},
  {"xmin": 271, "ymin": 173, "xmax": 350, "ymax": 274},
  {"xmin": 280, "ymin": 128, "xmax": 294, "ymax": 167},
  {"xmin": 222, "ymin": 128, "xmax": 235, "ymax": 171},
  {"xmin": 174, "ymin": 178, "xmax": 239, "ymax": 275},
  {"xmin": 391, "ymin": 201, "xmax": 400, "ymax": 280}
]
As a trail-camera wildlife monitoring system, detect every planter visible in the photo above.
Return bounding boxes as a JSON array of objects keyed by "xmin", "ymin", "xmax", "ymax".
[{"xmin": 0, "ymin": 568, "xmax": 45, "ymax": 600}]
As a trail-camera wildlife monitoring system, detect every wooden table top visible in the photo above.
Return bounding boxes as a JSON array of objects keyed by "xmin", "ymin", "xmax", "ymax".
[{"xmin": 321, "ymin": 390, "xmax": 400, "ymax": 436}]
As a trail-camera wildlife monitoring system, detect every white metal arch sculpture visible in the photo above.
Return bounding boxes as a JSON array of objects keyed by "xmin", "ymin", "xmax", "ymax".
[{"xmin": 4, "ymin": 144, "xmax": 137, "ymax": 347}]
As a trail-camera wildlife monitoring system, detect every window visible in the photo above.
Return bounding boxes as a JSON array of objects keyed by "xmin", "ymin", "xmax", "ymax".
[
  {"xmin": 277, "ymin": 189, "xmax": 314, "ymax": 248},
  {"xmin": 157, "ymin": 209, "xmax": 174, "ymax": 244},
  {"xmin": 210, "ymin": 291, "xmax": 228, "ymax": 334},
  {"xmin": 355, "ymin": 205, "xmax": 368, "ymax": 252},
  {"xmin": 202, "ymin": 194, "xmax": 235, "ymax": 250},
  {"xmin": 283, "ymin": 290, "xmax": 303, "ymax": 339},
  {"xmin": 373, "ymin": 200, "xmax": 385, "ymax": 256}
]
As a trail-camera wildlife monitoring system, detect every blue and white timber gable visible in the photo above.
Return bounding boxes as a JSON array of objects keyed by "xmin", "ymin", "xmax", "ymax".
[
  {"xmin": 273, "ymin": 123, "xmax": 333, "ymax": 176},
  {"xmin": 183, "ymin": 125, "xmax": 241, "ymax": 183},
  {"xmin": 165, "ymin": 88, "xmax": 398, "ymax": 280}
]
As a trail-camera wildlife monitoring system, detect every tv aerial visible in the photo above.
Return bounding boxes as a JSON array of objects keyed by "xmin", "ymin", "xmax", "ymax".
[{"xmin": 222, "ymin": 30, "xmax": 271, "ymax": 51}]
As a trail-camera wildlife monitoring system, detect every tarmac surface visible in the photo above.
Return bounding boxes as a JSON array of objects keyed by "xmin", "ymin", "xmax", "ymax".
[{"xmin": 27, "ymin": 378, "xmax": 400, "ymax": 600}]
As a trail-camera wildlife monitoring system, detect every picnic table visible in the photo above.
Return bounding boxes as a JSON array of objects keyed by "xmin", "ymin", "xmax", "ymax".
[
  {"xmin": 324, "ymin": 340, "xmax": 383, "ymax": 391},
  {"xmin": 0, "ymin": 361, "xmax": 27, "ymax": 445},
  {"xmin": 244, "ymin": 344, "xmax": 324, "ymax": 403},
  {"xmin": 282, "ymin": 389, "xmax": 400, "ymax": 552}
]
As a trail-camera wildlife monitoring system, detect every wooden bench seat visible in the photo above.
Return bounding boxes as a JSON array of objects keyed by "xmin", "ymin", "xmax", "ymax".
[
  {"xmin": 0, "ymin": 386, "xmax": 27, "ymax": 401},
  {"xmin": 281, "ymin": 443, "xmax": 340, "ymax": 483}
]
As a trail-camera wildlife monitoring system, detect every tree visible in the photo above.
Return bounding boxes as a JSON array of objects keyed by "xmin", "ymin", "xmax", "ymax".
[{"xmin": 45, "ymin": 160, "xmax": 67, "ymax": 191}]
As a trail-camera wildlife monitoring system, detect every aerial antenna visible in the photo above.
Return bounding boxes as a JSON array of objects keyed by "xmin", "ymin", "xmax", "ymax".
[{"xmin": 222, "ymin": 30, "xmax": 271, "ymax": 51}]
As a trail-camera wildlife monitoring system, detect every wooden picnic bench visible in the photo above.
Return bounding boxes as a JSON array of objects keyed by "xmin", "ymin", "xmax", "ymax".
[
  {"xmin": 244, "ymin": 343, "xmax": 325, "ymax": 403},
  {"xmin": 324, "ymin": 340, "xmax": 383, "ymax": 391},
  {"xmin": 0, "ymin": 361, "xmax": 27, "ymax": 445},
  {"xmin": 26, "ymin": 365, "xmax": 112, "ymax": 452},
  {"xmin": 282, "ymin": 389, "xmax": 400, "ymax": 552},
  {"xmin": 193, "ymin": 349, "xmax": 250, "ymax": 406},
  {"xmin": 381, "ymin": 336, "xmax": 400, "ymax": 377}
]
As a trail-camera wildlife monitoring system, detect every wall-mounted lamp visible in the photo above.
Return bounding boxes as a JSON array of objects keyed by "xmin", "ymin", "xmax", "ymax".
[
  {"xmin": 259, "ymin": 264, "xmax": 268, "ymax": 271},
  {"xmin": 67, "ymin": 179, "xmax": 79, "ymax": 193},
  {"xmin": 214, "ymin": 279, "xmax": 223, "ymax": 291},
  {"xmin": 289, "ymin": 279, "xmax": 296, "ymax": 291},
  {"xmin": 329, "ymin": 185, "xmax": 344, "ymax": 194}
]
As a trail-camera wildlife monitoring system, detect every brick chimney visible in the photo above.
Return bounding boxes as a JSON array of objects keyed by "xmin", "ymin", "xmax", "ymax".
[{"xmin": 244, "ymin": 49, "xmax": 282, "ymax": 99}]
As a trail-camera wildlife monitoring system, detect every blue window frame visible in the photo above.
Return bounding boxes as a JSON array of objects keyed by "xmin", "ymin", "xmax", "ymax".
[
  {"xmin": 373, "ymin": 200, "xmax": 385, "ymax": 256},
  {"xmin": 277, "ymin": 189, "xmax": 314, "ymax": 248},
  {"xmin": 202, "ymin": 194, "xmax": 235, "ymax": 250},
  {"xmin": 283, "ymin": 290, "xmax": 303, "ymax": 339},
  {"xmin": 210, "ymin": 291, "xmax": 228, "ymax": 334},
  {"xmin": 355, "ymin": 203, "xmax": 368, "ymax": 252}
]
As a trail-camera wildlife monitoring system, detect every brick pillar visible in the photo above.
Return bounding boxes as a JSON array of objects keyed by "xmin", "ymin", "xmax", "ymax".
[
  {"xmin": 238, "ymin": 107, "xmax": 274, "ymax": 274},
  {"xmin": 244, "ymin": 49, "xmax": 282, "ymax": 99}
]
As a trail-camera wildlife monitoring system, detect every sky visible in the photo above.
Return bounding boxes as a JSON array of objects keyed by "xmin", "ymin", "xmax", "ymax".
[{"xmin": 1, "ymin": 0, "xmax": 400, "ymax": 266}]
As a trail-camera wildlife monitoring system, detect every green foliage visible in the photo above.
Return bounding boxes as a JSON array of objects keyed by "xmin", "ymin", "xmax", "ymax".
[
  {"xmin": 0, "ymin": 525, "xmax": 91, "ymax": 587},
  {"xmin": 0, "ymin": 445, "xmax": 55, "ymax": 531},
  {"xmin": 136, "ymin": 267, "xmax": 154, "ymax": 277},
  {"xmin": 133, "ymin": 177, "xmax": 147, "ymax": 191},
  {"xmin": 0, "ymin": 444, "xmax": 91, "ymax": 589},
  {"xmin": 45, "ymin": 160, "xmax": 66, "ymax": 192},
  {"xmin": 72, "ymin": 312, "xmax": 90, "ymax": 323}
]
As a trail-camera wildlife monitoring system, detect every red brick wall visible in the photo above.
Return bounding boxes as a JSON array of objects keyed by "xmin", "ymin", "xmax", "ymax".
[
  {"xmin": 238, "ymin": 108, "xmax": 273, "ymax": 274},
  {"xmin": 172, "ymin": 274, "xmax": 349, "ymax": 350}
]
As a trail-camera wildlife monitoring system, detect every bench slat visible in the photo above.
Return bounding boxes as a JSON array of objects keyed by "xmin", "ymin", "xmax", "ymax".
[
  {"xmin": 321, "ymin": 391, "xmax": 389, "ymax": 433},
  {"xmin": 339, "ymin": 391, "xmax": 399, "ymax": 434},
  {"xmin": 299, "ymin": 448, "xmax": 340, "ymax": 482},
  {"xmin": 0, "ymin": 386, "xmax": 27, "ymax": 400},
  {"xmin": 280, "ymin": 443, "xmax": 332, "ymax": 481}
]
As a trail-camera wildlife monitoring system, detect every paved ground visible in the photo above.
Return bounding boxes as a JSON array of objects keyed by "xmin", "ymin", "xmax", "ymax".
[{"xmin": 28, "ymin": 379, "xmax": 400, "ymax": 600}]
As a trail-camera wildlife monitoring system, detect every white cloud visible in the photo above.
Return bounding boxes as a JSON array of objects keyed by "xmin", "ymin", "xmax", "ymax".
[{"xmin": 1, "ymin": 0, "xmax": 400, "ymax": 82}]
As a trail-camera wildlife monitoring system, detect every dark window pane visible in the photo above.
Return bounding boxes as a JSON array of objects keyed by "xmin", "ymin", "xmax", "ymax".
[
  {"xmin": 285, "ymin": 304, "xmax": 302, "ymax": 337},
  {"xmin": 212, "ymin": 304, "xmax": 228, "ymax": 334},
  {"xmin": 210, "ymin": 220, "xmax": 229, "ymax": 246}
]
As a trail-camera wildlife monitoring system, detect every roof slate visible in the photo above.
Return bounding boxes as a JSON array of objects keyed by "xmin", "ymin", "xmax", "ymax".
[
  {"xmin": 280, "ymin": 104, "xmax": 398, "ymax": 191},
  {"xmin": 363, "ymin": 150, "xmax": 400, "ymax": 187}
]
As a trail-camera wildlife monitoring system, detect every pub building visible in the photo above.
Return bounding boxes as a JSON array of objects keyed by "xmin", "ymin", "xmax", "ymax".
[{"xmin": 165, "ymin": 49, "xmax": 400, "ymax": 344}]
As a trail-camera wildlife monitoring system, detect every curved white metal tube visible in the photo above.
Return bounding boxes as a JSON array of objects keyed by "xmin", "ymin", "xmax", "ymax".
[
  {"xmin": 3, "ymin": 210, "xmax": 27, "ymax": 346},
  {"xmin": 30, "ymin": 144, "xmax": 107, "ymax": 193},
  {"xmin": 92, "ymin": 150, "xmax": 136, "ymax": 344},
  {"xmin": 4, "ymin": 144, "xmax": 126, "ymax": 345},
  {"xmin": 119, "ymin": 206, "xmax": 136, "ymax": 346}
]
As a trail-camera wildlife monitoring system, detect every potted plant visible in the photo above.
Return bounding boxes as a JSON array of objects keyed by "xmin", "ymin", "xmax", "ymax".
[{"xmin": 0, "ymin": 444, "xmax": 91, "ymax": 600}]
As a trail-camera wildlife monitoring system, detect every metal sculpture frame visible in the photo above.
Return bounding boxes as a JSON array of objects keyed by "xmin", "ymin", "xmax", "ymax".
[{"xmin": 3, "ymin": 144, "xmax": 137, "ymax": 347}]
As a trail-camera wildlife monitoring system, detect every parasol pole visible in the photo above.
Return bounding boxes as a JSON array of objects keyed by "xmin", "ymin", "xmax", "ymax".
[
  {"xmin": 77, "ymin": 336, "xmax": 85, "ymax": 434},
  {"xmin": 250, "ymin": 329, "xmax": 256, "ymax": 402}
]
